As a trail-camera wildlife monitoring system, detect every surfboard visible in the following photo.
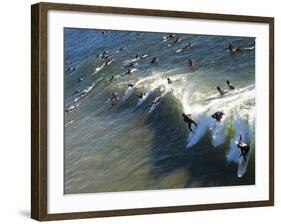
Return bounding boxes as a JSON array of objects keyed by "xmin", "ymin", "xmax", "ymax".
[
  {"xmin": 244, "ymin": 46, "xmax": 255, "ymax": 51},
  {"xmin": 137, "ymin": 91, "xmax": 152, "ymax": 107},
  {"xmin": 122, "ymin": 87, "xmax": 134, "ymax": 102},
  {"xmin": 176, "ymin": 48, "xmax": 183, "ymax": 53},
  {"xmin": 186, "ymin": 125, "xmax": 200, "ymax": 149},
  {"xmin": 237, "ymin": 149, "xmax": 251, "ymax": 178},
  {"xmin": 148, "ymin": 96, "xmax": 163, "ymax": 113},
  {"xmin": 236, "ymin": 141, "xmax": 252, "ymax": 178},
  {"xmin": 65, "ymin": 105, "xmax": 75, "ymax": 113},
  {"xmin": 140, "ymin": 54, "xmax": 148, "ymax": 59}
]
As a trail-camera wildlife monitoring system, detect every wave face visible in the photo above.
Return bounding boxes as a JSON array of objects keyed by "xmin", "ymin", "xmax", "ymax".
[{"xmin": 64, "ymin": 28, "xmax": 255, "ymax": 194}]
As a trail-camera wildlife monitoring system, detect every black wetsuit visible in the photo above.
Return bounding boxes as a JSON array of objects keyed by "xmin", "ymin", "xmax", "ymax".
[
  {"xmin": 228, "ymin": 42, "xmax": 234, "ymax": 51},
  {"xmin": 151, "ymin": 57, "xmax": 158, "ymax": 64},
  {"xmin": 227, "ymin": 81, "xmax": 235, "ymax": 90},
  {"xmin": 128, "ymin": 62, "xmax": 134, "ymax": 68},
  {"xmin": 237, "ymin": 135, "xmax": 250, "ymax": 161},
  {"xmin": 110, "ymin": 94, "xmax": 118, "ymax": 106},
  {"xmin": 211, "ymin": 111, "xmax": 225, "ymax": 122},
  {"xmin": 182, "ymin": 114, "xmax": 198, "ymax": 133},
  {"xmin": 188, "ymin": 59, "xmax": 196, "ymax": 67},
  {"xmin": 217, "ymin": 87, "xmax": 224, "ymax": 96},
  {"xmin": 136, "ymin": 93, "xmax": 143, "ymax": 99},
  {"xmin": 125, "ymin": 69, "xmax": 131, "ymax": 75}
]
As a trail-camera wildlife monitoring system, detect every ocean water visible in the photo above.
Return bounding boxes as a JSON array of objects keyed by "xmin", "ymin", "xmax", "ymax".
[{"xmin": 64, "ymin": 28, "xmax": 255, "ymax": 194}]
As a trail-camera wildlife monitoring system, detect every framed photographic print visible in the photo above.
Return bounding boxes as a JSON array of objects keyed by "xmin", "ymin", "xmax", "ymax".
[{"xmin": 31, "ymin": 2, "xmax": 274, "ymax": 221}]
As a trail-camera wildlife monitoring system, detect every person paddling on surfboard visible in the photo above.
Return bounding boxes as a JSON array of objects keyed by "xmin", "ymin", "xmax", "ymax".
[
  {"xmin": 228, "ymin": 42, "xmax": 241, "ymax": 53},
  {"xmin": 136, "ymin": 93, "xmax": 144, "ymax": 99},
  {"xmin": 226, "ymin": 80, "xmax": 235, "ymax": 90},
  {"xmin": 125, "ymin": 69, "xmax": 132, "ymax": 75},
  {"xmin": 109, "ymin": 75, "xmax": 114, "ymax": 82},
  {"xmin": 151, "ymin": 57, "xmax": 159, "ymax": 64},
  {"xmin": 211, "ymin": 111, "xmax": 225, "ymax": 122},
  {"xmin": 172, "ymin": 36, "xmax": 180, "ymax": 44},
  {"xmin": 182, "ymin": 113, "xmax": 198, "ymax": 133},
  {"xmin": 188, "ymin": 59, "xmax": 197, "ymax": 68},
  {"xmin": 216, "ymin": 86, "xmax": 225, "ymax": 96},
  {"xmin": 236, "ymin": 134, "xmax": 250, "ymax": 162},
  {"xmin": 187, "ymin": 41, "xmax": 194, "ymax": 48},
  {"xmin": 128, "ymin": 83, "xmax": 134, "ymax": 88},
  {"xmin": 105, "ymin": 58, "xmax": 113, "ymax": 66},
  {"xmin": 109, "ymin": 93, "xmax": 119, "ymax": 106}
]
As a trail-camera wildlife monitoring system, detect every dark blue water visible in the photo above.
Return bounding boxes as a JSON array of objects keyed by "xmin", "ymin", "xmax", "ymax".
[{"xmin": 64, "ymin": 28, "xmax": 255, "ymax": 194}]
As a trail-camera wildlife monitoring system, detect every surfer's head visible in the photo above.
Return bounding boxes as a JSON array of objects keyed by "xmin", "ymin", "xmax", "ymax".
[{"xmin": 226, "ymin": 80, "xmax": 230, "ymax": 85}]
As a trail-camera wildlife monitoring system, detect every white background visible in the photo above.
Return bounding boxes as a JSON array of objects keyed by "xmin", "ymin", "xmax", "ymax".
[{"xmin": 0, "ymin": 0, "xmax": 279, "ymax": 223}]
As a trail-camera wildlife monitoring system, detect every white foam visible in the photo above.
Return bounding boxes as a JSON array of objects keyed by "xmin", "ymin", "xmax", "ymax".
[
  {"xmin": 210, "ymin": 118, "xmax": 226, "ymax": 147},
  {"xmin": 148, "ymin": 94, "xmax": 165, "ymax": 113},
  {"xmin": 186, "ymin": 116, "xmax": 213, "ymax": 149},
  {"xmin": 136, "ymin": 90, "xmax": 153, "ymax": 107},
  {"xmin": 122, "ymin": 87, "xmax": 134, "ymax": 102}
]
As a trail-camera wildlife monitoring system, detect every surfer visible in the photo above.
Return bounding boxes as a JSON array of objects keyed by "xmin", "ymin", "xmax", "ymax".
[
  {"xmin": 127, "ymin": 62, "xmax": 134, "ymax": 68},
  {"xmin": 216, "ymin": 86, "xmax": 225, "ymax": 96},
  {"xmin": 211, "ymin": 111, "xmax": 225, "ymax": 122},
  {"xmin": 73, "ymin": 89, "xmax": 79, "ymax": 95},
  {"xmin": 109, "ymin": 93, "xmax": 119, "ymax": 106},
  {"xmin": 228, "ymin": 42, "xmax": 241, "ymax": 52},
  {"xmin": 105, "ymin": 58, "xmax": 113, "ymax": 66},
  {"xmin": 182, "ymin": 113, "xmax": 198, "ymax": 133},
  {"xmin": 109, "ymin": 75, "xmax": 114, "ymax": 82},
  {"xmin": 167, "ymin": 78, "xmax": 172, "ymax": 84},
  {"xmin": 136, "ymin": 93, "xmax": 144, "ymax": 99},
  {"xmin": 172, "ymin": 36, "xmax": 180, "ymax": 44},
  {"xmin": 226, "ymin": 80, "xmax": 235, "ymax": 90},
  {"xmin": 65, "ymin": 105, "xmax": 75, "ymax": 113},
  {"xmin": 188, "ymin": 59, "xmax": 197, "ymax": 68},
  {"xmin": 66, "ymin": 66, "xmax": 77, "ymax": 73},
  {"xmin": 187, "ymin": 41, "xmax": 194, "ymax": 48},
  {"xmin": 151, "ymin": 57, "xmax": 159, "ymax": 64},
  {"xmin": 125, "ymin": 69, "xmax": 132, "ymax": 75},
  {"xmin": 120, "ymin": 47, "xmax": 126, "ymax": 51},
  {"xmin": 101, "ymin": 51, "xmax": 109, "ymax": 59},
  {"xmin": 128, "ymin": 83, "xmax": 134, "ymax": 88},
  {"xmin": 236, "ymin": 134, "xmax": 250, "ymax": 161}
]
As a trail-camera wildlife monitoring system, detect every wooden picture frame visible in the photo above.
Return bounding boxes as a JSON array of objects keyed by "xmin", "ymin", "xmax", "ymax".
[{"xmin": 31, "ymin": 2, "xmax": 274, "ymax": 221}]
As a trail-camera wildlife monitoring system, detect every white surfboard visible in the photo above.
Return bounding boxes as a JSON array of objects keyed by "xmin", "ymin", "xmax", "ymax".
[
  {"xmin": 237, "ymin": 146, "xmax": 251, "ymax": 178},
  {"xmin": 122, "ymin": 87, "xmax": 134, "ymax": 102},
  {"xmin": 244, "ymin": 46, "xmax": 255, "ymax": 51},
  {"xmin": 176, "ymin": 48, "xmax": 183, "ymax": 53},
  {"xmin": 148, "ymin": 95, "xmax": 163, "ymax": 113}
]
